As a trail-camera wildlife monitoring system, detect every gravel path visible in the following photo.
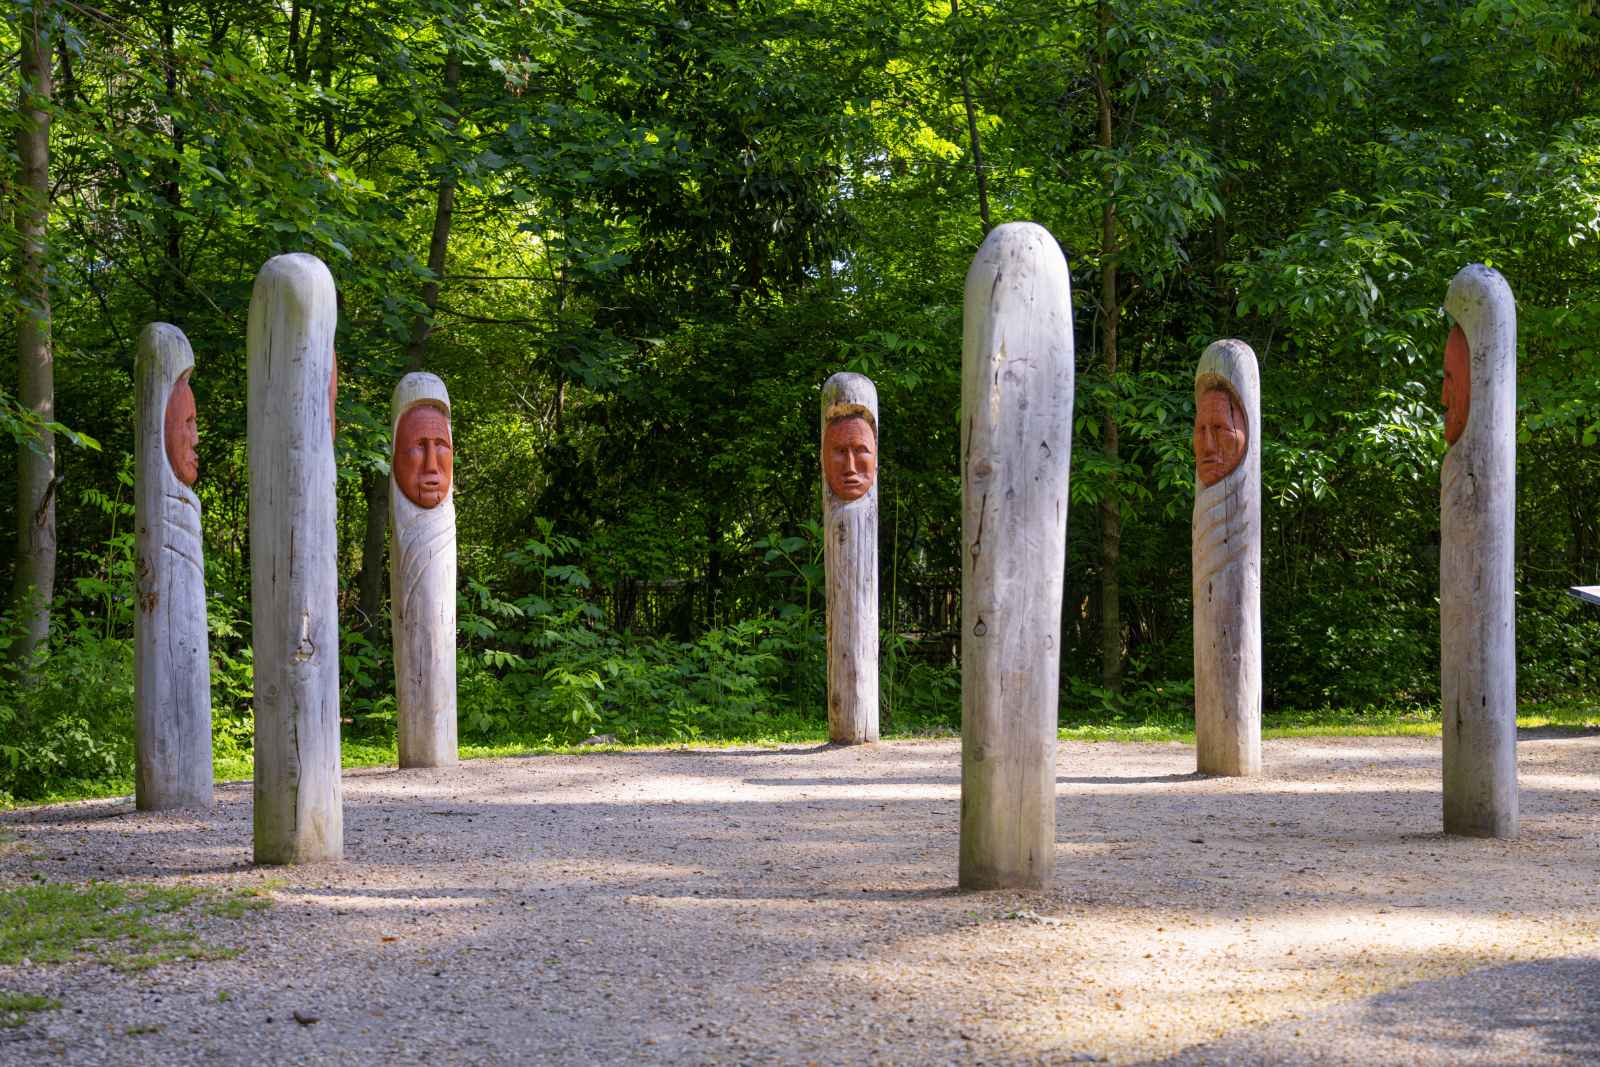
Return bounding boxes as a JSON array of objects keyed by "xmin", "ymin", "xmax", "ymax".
[{"xmin": 1, "ymin": 733, "xmax": 1597, "ymax": 1066}]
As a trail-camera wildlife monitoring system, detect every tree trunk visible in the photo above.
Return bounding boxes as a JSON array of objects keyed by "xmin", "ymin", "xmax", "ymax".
[
  {"xmin": 133, "ymin": 323, "xmax": 213, "ymax": 809},
  {"xmin": 821, "ymin": 372, "xmax": 879, "ymax": 745},
  {"xmin": 1094, "ymin": 0, "xmax": 1123, "ymax": 694},
  {"xmin": 355, "ymin": 49, "xmax": 461, "ymax": 629},
  {"xmin": 959, "ymin": 222, "xmax": 1075, "ymax": 891},
  {"xmin": 950, "ymin": 0, "xmax": 991, "ymax": 234},
  {"xmin": 390, "ymin": 373, "xmax": 458, "ymax": 768},
  {"xmin": 249, "ymin": 253, "xmax": 343, "ymax": 865},
  {"xmin": 9, "ymin": 0, "xmax": 57, "ymax": 677},
  {"xmin": 1192, "ymin": 341, "xmax": 1261, "ymax": 777},
  {"xmin": 1441, "ymin": 265, "xmax": 1518, "ymax": 838}
]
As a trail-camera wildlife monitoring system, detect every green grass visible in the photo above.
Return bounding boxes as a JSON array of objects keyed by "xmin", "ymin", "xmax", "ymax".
[
  {"xmin": 4, "ymin": 696, "xmax": 1594, "ymax": 811},
  {"xmin": 0, "ymin": 991, "xmax": 59, "ymax": 1029},
  {"xmin": 0, "ymin": 881, "xmax": 272, "ymax": 973}
]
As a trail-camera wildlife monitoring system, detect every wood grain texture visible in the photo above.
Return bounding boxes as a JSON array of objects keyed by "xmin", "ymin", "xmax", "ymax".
[
  {"xmin": 248, "ymin": 253, "xmax": 344, "ymax": 864},
  {"xmin": 1192, "ymin": 340, "xmax": 1262, "ymax": 777},
  {"xmin": 959, "ymin": 222, "xmax": 1075, "ymax": 891},
  {"xmin": 821, "ymin": 372, "xmax": 879, "ymax": 744},
  {"xmin": 1441, "ymin": 264, "xmax": 1518, "ymax": 838},
  {"xmin": 391, "ymin": 372, "xmax": 458, "ymax": 768},
  {"xmin": 133, "ymin": 323, "xmax": 213, "ymax": 810}
]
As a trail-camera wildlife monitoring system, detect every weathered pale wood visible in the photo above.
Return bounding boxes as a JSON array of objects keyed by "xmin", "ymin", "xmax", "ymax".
[
  {"xmin": 821, "ymin": 372, "xmax": 879, "ymax": 744},
  {"xmin": 133, "ymin": 323, "xmax": 213, "ymax": 810},
  {"xmin": 1192, "ymin": 340, "xmax": 1262, "ymax": 777},
  {"xmin": 391, "ymin": 372, "xmax": 458, "ymax": 768},
  {"xmin": 249, "ymin": 253, "xmax": 343, "ymax": 864},
  {"xmin": 1441, "ymin": 264, "xmax": 1518, "ymax": 838},
  {"xmin": 959, "ymin": 221, "xmax": 1075, "ymax": 891}
]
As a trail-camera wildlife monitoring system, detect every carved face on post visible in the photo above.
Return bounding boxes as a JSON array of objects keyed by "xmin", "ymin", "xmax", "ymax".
[
  {"xmin": 1442, "ymin": 324, "xmax": 1471, "ymax": 446},
  {"xmin": 1193, "ymin": 386, "xmax": 1247, "ymax": 488},
  {"xmin": 394, "ymin": 403, "xmax": 453, "ymax": 508},
  {"xmin": 329, "ymin": 352, "xmax": 339, "ymax": 442},
  {"xmin": 164, "ymin": 376, "xmax": 199, "ymax": 487},
  {"xmin": 824, "ymin": 415, "xmax": 877, "ymax": 501}
]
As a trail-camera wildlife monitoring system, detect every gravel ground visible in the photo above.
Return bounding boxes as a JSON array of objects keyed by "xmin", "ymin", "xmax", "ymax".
[{"xmin": 1, "ymin": 733, "xmax": 1597, "ymax": 1066}]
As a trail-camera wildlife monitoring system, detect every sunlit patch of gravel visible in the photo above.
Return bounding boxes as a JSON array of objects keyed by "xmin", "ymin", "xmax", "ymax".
[{"xmin": 1, "ymin": 733, "xmax": 1597, "ymax": 1065}]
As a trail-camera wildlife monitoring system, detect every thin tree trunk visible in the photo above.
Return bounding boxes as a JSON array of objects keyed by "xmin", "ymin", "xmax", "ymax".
[
  {"xmin": 950, "ymin": 0, "xmax": 991, "ymax": 234},
  {"xmin": 160, "ymin": 0, "xmax": 183, "ymax": 319},
  {"xmin": 1094, "ymin": 0, "xmax": 1122, "ymax": 693},
  {"xmin": 355, "ymin": 49, "xmax": 461, "ymax": 628},
  {"xmin": 9, "ymin": 0, "xmax": 57, "ymax": 676}
]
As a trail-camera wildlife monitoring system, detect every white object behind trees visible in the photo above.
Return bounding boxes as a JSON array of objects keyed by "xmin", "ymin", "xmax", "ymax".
[
  {"xmin": 1192, "ymin": 340, "xmax": 1262, "ymax": 777},
  {"xmin": 391, "ymin": 372, "xmax": 458, "ymax": 767},
  {"xmin": 821, "ymin": 372, "xmax": 879, "ymax": 744},
  {"xmin": 133, "ymin": 323, "xmax": 213, "ymax": 810},
  {"xmin": 1441, "ymin": 264, "xmax": 1518, "ymax": 838},
  {"xmin": 959, "ymin": 222, "xmax": 1075, "ymax": 891},
  {"xmin": 249, "ymin": 253, "xmax": 343, "ymax": 864}
]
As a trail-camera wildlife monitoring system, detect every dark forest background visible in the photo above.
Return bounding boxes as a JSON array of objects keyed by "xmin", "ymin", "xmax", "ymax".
[{"xmin": 3, "ymin": 0, "xmax": 1598, "ymax": 799}]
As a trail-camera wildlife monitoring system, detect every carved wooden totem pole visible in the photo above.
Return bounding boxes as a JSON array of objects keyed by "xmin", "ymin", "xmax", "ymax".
[
  {"xmin": 821, "ymin": 372, "xmax": 880, "ymax": 745},
  {"xmin": 390, "ymin": 372, "xmax": 458, "ymax": 767},
  {"xmin": 1192, "ymin": 340, "xmax": 1262, "ymax": 777},
  {"xmin": 248, "ymin": 254, "xmax": 343, "ymax": 864},
  {"xmin": 133, "ymin": 323, "xmax": 213, "ymax": 810},
  {"xmin": 1441, "ymin": 264, "xmax": 1518, "ymax": 837},
  {"xmin": 959, "ymin": 222, "xmax": 1075, "ymax": 891}
]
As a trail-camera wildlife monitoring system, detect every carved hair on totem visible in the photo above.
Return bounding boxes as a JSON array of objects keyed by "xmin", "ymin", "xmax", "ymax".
[
  {"xmin": 823, "ymin": 412, "xmax": 877, "ymax": 502},
  {"xmin": 164, "ymin": 374, "xmax": 199, "ymax": 487},
  {"xmin": 393, "ymin": 402, "xmax": 454, "ymax": 509},
  {"xmin": 1193, "ymin": 384, "xmax": 1248, "ymax": 488},
  {"xmin": 1442, "ymin": 324, "xmax": 1471, "ymax": 446}
]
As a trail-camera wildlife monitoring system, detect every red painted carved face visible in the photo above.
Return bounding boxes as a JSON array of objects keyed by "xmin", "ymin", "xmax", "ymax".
[
  {"xmin": 1442, "ymin": 324, "xmax": 1470, "ymax": 446},
  {"xmin": 394, "ymin": 404, "xmax": 453, "ymax": 509},
  {"xmin": 824, "ymin": 415, "xmax": 877, "ymax": 501},
  {"xmin": 164, "ymin": 376, "xmax": 199, "ymax": 487},
  {"xmin": 1193, "ymin": 386, "xmax": 1247, "ymax": 488},
  {"xmin": 329, "ymin": 351, "xmax": 339, "ymax": 442}
]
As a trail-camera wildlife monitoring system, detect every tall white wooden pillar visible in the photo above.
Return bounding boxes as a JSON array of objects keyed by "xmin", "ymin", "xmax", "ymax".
[
  {"xmin": 1192, "ymin": 340, "xmax": 1262, "ymax": 776},
  {"xmin": 1441, "ymin": 264, "xmax": 1518, "ymax": 838},
  {"xmin": 821, "ymin": 372, "xmax": 879, "ymax": 744},
  {"xmin": 133, "ymin": 323, "xmax": 213, "ymax": 810},
  {"xmin": 391, "ymin": 372, "xmax": 458, "ymax": 767},
  {"xmin": 959, "ymin": 222, "xmax": 1075, "ymax": 891},
  {"xmin": 249, "ymin": 253, "xmax": 344, "ymax": 864}
]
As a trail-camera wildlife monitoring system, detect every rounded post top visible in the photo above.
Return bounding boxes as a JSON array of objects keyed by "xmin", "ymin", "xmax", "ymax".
[
  {"xmin": 1446, "ymin": 263, "xmax": 1513, "ymax": 312},
  {"xmin": 391, "ymin": 372, "xmax": 451, "ymax": 440},
  {"xmin": 136, "ymin": 322, "xmax": 195, "ymax": 375},
  {"xmin": 252, "ymin": 253, "xmax": 336, "ymax": 309},
  {"xmin": 821, "ymin": 372, "xmax": 878, "ymax": 428},
  {"xmin": 966, "ymin": 221, "xmax": 1070, "ymax": 293}
]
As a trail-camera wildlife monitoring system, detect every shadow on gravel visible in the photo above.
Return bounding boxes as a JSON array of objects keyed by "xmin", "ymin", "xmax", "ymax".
[
  {"xmin": 1136, "ymin": 956, "xmax": 1600, "ymax": 1066},
  {"xmin": 1059, "ymin": 773, "xmax": 1205, "ymax": 785}
]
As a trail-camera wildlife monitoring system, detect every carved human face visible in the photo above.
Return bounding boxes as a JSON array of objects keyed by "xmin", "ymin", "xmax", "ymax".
[
  {"xmin": 164, "ymin": 376, "xmax": 199, "ymax": 486},
  {"xmin": 329, "ymin": 351, "xmax": 339, "ymax": 442},
  {"xmin": 1193, "ymin": 386, "xmax": 1247, "ymax": 488},
  {"xmin": 1442, "ymin": 324, "xmax": 1470, "ymax": 446},
  {"xmin": 824, "ymin": 415, "xmax": 877, "ymax": 501},
  {"xmin": 394, "ymin": 404, "xmax": 453, "ymax": 508}
]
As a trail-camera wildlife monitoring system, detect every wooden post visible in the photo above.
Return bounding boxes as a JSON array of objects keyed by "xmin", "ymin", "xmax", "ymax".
[
  {"xmin": 133, "ymin": 323, "xmax": 213, "ymax": 809},
  {"xmin": 248, "ymin": 253, "xmax": 343, "ymax": 864},
  {"xmin": 1441, "ymin": 264, "xmax": 1518, "ymax": 838},
  {"xmin": 390, "ymin": 372, "xmax": 458, "ymax": 767},
  {"xmin": 821, "ymin": 372, "xmax": 879, "ymax": 744},
  {"xmin": 959, "ymin": 221, "xmax": 1075, "ymax": 891},
  {"xmin": 1192, "ymin": 340, "xmax": 1262, "ymax": 776}
]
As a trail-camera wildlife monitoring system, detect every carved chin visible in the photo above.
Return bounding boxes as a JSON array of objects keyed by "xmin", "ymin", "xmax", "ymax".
[
  {"xmin": 1197, "ymin": 461, "xmax": 1234, "ymax": 488},
  {"xmin": 831, "ymin": 478, "xmax": 871, "ymax": 501},
  {"xmin": 410, "ymin": 485, "xmax": 446, "ymax": 509}
]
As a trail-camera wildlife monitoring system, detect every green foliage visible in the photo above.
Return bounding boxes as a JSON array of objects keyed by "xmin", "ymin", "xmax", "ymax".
[{"xmin": 0, "ymin": 991, "xmax": 60, "ymax": 1029}]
